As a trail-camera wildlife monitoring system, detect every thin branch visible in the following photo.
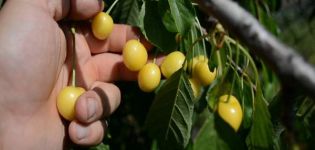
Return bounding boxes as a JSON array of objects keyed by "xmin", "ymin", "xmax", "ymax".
[{"xmin": 195, "ymin": 0, "xmax": 315, "ymax": 98}]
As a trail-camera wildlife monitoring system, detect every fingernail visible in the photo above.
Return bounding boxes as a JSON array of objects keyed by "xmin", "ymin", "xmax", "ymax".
[
  {"xmin": 76, "ymin": 124, "xmax": 88, "ymax": 140},
  {"xmin": 87, "ymin": 98, "xmax": 97, "ymax": 120}
]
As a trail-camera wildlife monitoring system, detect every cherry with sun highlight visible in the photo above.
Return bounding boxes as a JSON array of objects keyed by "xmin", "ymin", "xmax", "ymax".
[{"xmin": 57, "ymin": 27, "xmax": 85, "ymax": 121}]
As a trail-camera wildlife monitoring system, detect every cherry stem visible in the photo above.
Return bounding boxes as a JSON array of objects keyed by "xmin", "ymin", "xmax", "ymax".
[
  {"xmin": 71, "ymin": 27, "xmax": 76, "ymax": 87},
  {"xmin": 153, "ymin": 49, "xmax": 158, "ymax": 64},
  {"xmin": 106, "ymin": 0, "xmax": 119, "ymax": 14}
]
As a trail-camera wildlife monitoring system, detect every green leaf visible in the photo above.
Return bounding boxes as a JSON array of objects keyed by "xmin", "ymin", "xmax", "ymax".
[
  {"xmin": 159, "ymin": 1, "xmax": 178, "ymax": 33},
  {"xmin": 261, "ymin": 63, "xmax": 280, "ymax": 102},
  {"xmin": 296, "ymin": 97, "xmax": 314, "ymax": 117},
  {"xmin": 240, "ymin": 82, "xmax": 254, "ymax": 129},
  {"xmin": 192, "ymin": 111, "xmax": 245, "ymax": 150},
  {"xmin": 145, "ymin": 69, "xmax": 194, "ymax": 149},
  {"xmin": 246, "ymin": 95, "xmax": 274, "ymax": 149},
  {"xmin": 111, "ymin": 0, "xmax": 141, "ymax": 26},
  {"xmin": 192, "ymin": 111, "xmax": 229, "ymax": 150},
  {"xmin": 265, "ymin": 0, "xmax": 280, "ymax": 11},
  {"xmin": 230, "ymin": 68, "xmax": 254, "ymax": 129},
  {"xmin": 88, "ymin": 143, "xmax": 110, "ymax": 150},
  {"xmin": 256, "ymin": 2, "xmax": 278, "ymax": 35},
  {"xmin": 139, "ymin": 1, "xmax": 177, "ymax": 52},
  {"xmin": 150, "ymin": 140, "xmax": 159, "ymax": 150},
  {"xmin": 239, "ymin": 0, "xmax": 257, "ymax": 17},
  {"xmin": 159, "ymin": 0, "xmax": 195, "ymax": 36},
  {"xmin": 239, "ymin": 0, "xmax": 278, "ymax": 35},
  {"xmin": 181, "ymin": 24, "xmax": 206, "ymax": 56}
]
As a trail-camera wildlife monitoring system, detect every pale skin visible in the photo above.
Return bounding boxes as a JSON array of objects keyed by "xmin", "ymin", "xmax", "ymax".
[{"xmin": 0, "ymin": 0, "xmax": 148, "ymax": 149}]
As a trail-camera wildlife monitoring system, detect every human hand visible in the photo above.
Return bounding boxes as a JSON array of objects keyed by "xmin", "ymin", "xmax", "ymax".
[{"xmin": 0, "ymin": 0, "xmax": 149, "ymax": 149}]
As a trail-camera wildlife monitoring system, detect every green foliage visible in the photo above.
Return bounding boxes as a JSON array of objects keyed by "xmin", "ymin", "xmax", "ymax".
[
  {"xmin": 94, "ymin": 0, "xmax": 315, "ymax": 149},
  {"xmin": 181, "ymin": 23, "xmax": 207, "ymax": 56},
  {"xmin": 145, "ymin": 69, "xmax": 194, "ymax": 149},
  {"xmin": 191, "ymin": 111, "xmax": 245, "ymax": 150},
  {"xmin": 138, "ymin": 0, "xmax": 196, "ymax": 52},
  {"xmin": 234, "ymin": 74, "xmax": 254, "ymax": 129},
  {"xmin": 106, "ymin": 81, "xmax": 154, "ymax": 149},
  {"xmin": 239, "ymin": 0, "xmax": 279, "ymax": 34},
  {"xmin": 159, "ymin": 0, "xmax": 195, "ymax": 35},
  {"xmin": 193, "ymin": 112, "xmax": 227, "ymax": 150},
  {"xmin": 110, "ymin": 0, "xmax": 141, "ymax": 26},
  {"xmin": 270, "ymin": 93, "xmax": 315, "ymax": 149},
  {"xmin": 88, "ymin": 143, "xmax": 110, "ymax": 150},
  {"xmin": 246, "ymin": 95, "xmax": 274, "ymax": 149},
  {"xmin": 260, "ymin": 63, "xmax": 280, "ymax": 103},
  {"xmin": 275, "ymin": 0, "xmax": 315, "ymax": 64},
  {"xmin": 139, "ymin": 0, "xmax": 177, "ymax": 52}
]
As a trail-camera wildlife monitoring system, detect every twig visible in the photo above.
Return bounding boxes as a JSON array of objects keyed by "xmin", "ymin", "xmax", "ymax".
[{"xmin": 195, "ymin": 0, "xmax": 315, "ymax": 98}]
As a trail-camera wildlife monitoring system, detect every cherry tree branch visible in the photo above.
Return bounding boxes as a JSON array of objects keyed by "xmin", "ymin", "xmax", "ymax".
[{"xmin": 195, "ymin": 0, "xmax": 315, "ymax": 98}]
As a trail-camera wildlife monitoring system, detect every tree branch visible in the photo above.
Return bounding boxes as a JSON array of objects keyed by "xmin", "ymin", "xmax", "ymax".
[{"xmin": 195, "ymin": 0, "xmax": 315, "ymax": 98}]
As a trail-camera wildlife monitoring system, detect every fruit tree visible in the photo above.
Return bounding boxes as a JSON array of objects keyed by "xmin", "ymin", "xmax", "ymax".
[{"xmin": 2, "ymin": 0, "xmax": 315, "ymax": 149}]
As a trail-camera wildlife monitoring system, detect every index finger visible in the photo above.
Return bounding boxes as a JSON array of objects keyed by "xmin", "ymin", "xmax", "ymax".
[{"xmin": 81, "ymin": 24, "xmax": 152, "ymax": 54}]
